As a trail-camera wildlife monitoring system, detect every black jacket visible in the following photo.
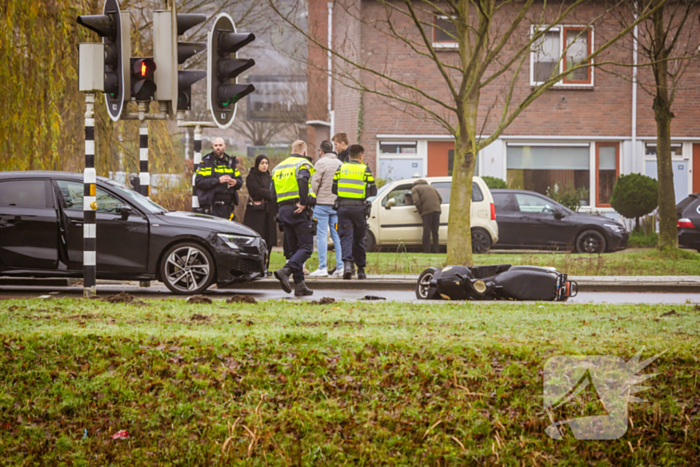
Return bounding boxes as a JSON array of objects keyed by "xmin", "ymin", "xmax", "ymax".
[
  {"xmin": 194, "ymin": 152, "xmax": 243, "ymax": 207},
  {"xmin": 243, "ymin": 167, "xmax": 277, "ymax": 249},
  {"xmin": 337, "ymin": 148, "xmax": 350, "ymax": 164}
]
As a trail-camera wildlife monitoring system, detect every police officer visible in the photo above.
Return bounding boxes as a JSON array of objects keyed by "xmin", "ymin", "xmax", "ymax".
[
  {"xmin": 194, "ymin": 137, "xmax": 242, "ymax": 220},
  {"xmin": 271, "ymin": 140, "xmax": 317, "ymax": 296},
  {"xmin": 332, "ymin": 144, "xmax": 377, "ymax": 280}
]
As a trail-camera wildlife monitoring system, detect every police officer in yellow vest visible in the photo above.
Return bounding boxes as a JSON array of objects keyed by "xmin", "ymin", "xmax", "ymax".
[
  {"xmin": 332, "ymin": 144, "xmax": 377, "ymax": 280},
  {"xmin": 194, "ymin": 137, "xmax": 242, "ymax": 220},
  {"xmin": 271, "ymin": 140, "xmax": 317, "ymax": 296}
]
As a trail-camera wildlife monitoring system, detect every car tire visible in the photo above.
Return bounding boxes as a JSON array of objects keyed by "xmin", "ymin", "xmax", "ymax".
[
  {"xmin": 160, "ymin": 242, "xmax": 215, "ymax": 295},
  {"xmin": 365, "ymin": 230, "xmax": 377, "ymax": 253},
  {"xmin": 575, "ymin": 230, "xmax": 607, "ymax": 254},
  {"xmin": 471, "ymin": 228, "xmax": 492, "ymax": 254},
  {"xmin": 416, "ymin": 268, "xmax": 438, "ymax": 300}
]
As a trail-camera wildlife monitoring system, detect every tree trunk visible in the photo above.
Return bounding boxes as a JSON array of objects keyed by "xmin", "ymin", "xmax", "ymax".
[
  {"xmin": 447, "ymin": 133, "xmax": 477, "ymax": 265},
  {"xmin": 651, "ymin": 5, "xmax": 678, "ymax": 251}
]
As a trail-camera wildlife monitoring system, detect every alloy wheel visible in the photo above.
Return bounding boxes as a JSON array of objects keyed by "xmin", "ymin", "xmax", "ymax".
[
  {"xmin": 164, "ymin": 246, "xmax": 211, "ymax": 293},
  {"xmin": 417, "ymin": 270, "xmax": 434, "ymax": 299}
]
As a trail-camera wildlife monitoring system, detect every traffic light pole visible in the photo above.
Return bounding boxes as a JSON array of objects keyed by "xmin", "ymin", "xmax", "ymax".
[
  {"xmin": 138, "ymin": 105, "xmax": 150, "ymax": 198},
  {"xmin": 176, "ymin": 111, "xmax": 217, "ymax": 212},
  {"xmin": 83, "ymin": 93, "xmax": 97, "ymax": 298}
]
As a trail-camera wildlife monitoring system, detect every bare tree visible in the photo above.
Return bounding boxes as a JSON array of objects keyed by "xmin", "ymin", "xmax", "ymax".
[
  {"xmin": 610, "ymin": 1, "xmax": 700, "ymax": 251},
  {"xmin": 269, "ymin": 0, "xmax": 665, "ymax": 265}
]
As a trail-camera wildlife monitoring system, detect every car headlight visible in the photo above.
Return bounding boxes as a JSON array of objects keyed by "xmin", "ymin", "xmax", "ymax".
[
  {"xmin": 604, "ymin": 223, "xmax": 625, "ymax": 234},
  {"xmin": 218, "ymin": 233, "xmax": 256, "ymax": 250}
]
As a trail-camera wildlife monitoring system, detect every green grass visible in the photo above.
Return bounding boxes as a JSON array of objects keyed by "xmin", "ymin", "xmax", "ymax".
[
  {"xmin": 1, "ymin": 297, "xmax": 698, "ymax": 465},
  {"xmin": 271, "ymin": 248, "xmax": 700, "ymax": 276},
  {"xmin": 628, "ymin": 231, "xmax": 659, "ymax": 248}
]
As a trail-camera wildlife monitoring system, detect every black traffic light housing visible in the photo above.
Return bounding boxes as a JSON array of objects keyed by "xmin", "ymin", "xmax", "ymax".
[
  {"xmin": 208, "ymin": 13, "xmax": 256, "ymax": 128},
  {"xmin": 177, "ymin": 14, "xmax": 207, "ymax": 111},
  {"xmin": 77, "ymin": 0, "xmax": 128, "ymax": 121},
  {"xmin": 131, "ymin": 58, "xmax": 157, "ymax": 101}
]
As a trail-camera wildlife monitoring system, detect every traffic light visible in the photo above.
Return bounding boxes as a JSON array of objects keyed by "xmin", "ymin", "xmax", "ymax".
[
  {"xmin": 154, "ymin": 5, "xmax": 207, "ymax": 114},
  {"xmin": 131, "ymin": 58, "xmax": 157, "ymax": 101},
  {"xmin": 77, "ymin": 0, "xmax": 130, "ymax": 121},
  {"xmin": 208, "ymin": 13, "xmax": 256, "ymax": 129}
]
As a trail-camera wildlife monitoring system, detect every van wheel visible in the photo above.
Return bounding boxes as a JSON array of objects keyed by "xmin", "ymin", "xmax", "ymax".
[
  {"xmin": 160, "ymin": 242, "xmax": 215, "ymax": 295},
  {"xmin": 365, "ymin": 230, "xmax": 377, "ymax": 252},
  {"xmin": 576, "ymin": 230, "xmax": 607, "ymax": 254},
  {"xmin": 471, "ymin": 229, "xmax": 492, "ymax": 254}
]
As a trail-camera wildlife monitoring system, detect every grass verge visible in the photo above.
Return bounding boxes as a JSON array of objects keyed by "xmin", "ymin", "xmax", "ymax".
[
  {"xmin": 270, "ymin": 248, "xmax": 700, "ymax": 276},
  {"xmin": 0, "ymin": 297, "xmax": 698, "ymax": 465}
]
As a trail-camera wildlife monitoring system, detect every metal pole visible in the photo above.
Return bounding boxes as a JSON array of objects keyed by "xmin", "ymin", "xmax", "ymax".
[
  {"xmin": 83, "ymin": 92, "xmax": 97, "ymax": 298},
  {"xmin": 192, "ymin": 124, "xmax": 202, "ymax": 211},
  {"xmin": 139, "ymin": 118, "xmax": 150, "ymax": 197}
]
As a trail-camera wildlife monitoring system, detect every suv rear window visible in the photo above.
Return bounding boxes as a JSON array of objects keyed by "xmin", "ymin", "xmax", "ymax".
[{"xmin": 677, "ymin": 194, "xmax": 698, "ymax": 212}]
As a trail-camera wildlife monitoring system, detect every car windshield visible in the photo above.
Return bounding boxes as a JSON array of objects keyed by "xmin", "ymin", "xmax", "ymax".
[
  {"xmin": 104, "ymin": 180, "xmax": 168, "ymax": 214},
  {"xmin": 367, "ymin": 183, "xmax": 390, "ymax": 203}
]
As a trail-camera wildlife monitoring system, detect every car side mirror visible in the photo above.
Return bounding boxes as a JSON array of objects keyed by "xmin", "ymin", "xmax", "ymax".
[
  {"xmin": 119, "ymin": 206, "xmax": 133, "ymax": 220},
  {"xmin": 553, "ymin": 208, "xmax": 564, "ymax": 220},
  {"xmin": 385, "ymin": 198, "xmax": 396, "ymax": 209}
]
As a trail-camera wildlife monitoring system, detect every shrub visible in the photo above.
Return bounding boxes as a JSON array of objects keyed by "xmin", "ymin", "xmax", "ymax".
[
  {"xmin": 481, "ymin": 176, "xmax": 507, "ymax": 189},
  {"xmin": 628, "ymin": 230, "xmax": 658, "ymax": 248},
  {"xmin": 546, "ymin": 182, "xmax": 589, "ymax": 212},
  {"xmin": 609, "ymin": 173, "xmax": 658, "ymax": 231}
]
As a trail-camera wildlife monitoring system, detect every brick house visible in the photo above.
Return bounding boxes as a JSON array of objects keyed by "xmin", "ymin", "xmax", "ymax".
[{"xmin": 306, "ymin": 0, "xmax": 700, "ymax": 217}]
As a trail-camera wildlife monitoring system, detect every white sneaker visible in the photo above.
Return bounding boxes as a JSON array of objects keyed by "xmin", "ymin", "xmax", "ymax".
[
  {"xmin": 309, "ymin": 268, "xmax": 328, "ymax": 277},
  {"xmin": 332, "ymin": 267, "xmax": 344, "ymax": 278}
]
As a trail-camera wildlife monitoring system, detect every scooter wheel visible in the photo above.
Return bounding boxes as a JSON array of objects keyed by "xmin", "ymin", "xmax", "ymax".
[{"xmin": 416, "ymin": 268, "xmax": 438, "ymax": 300}]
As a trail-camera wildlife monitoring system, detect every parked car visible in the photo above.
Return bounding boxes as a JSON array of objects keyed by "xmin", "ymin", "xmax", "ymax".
[
  {"xmin": 0, "ymin": 171, "xmax": 267, "ymax": 294},
  {"xmin": 677, "ymin": 193, "xmax": 700, "ymax": 251},
  {"xmin": 363, "ymin": 176, "xmax": 498, "ymax": 253},
  {"xmin": 491, "ymin": 189, "xmax": 628, "ymax": 253}
]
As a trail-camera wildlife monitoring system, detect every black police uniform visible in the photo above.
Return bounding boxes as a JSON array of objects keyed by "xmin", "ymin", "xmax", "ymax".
[
  {"xmin": 332, "ymin": 160, "xmax": 377, "ymax": 279},
  {"xmin": 194, "ymin": 152, "xmax": 243, "ymax": 220},
  {"xmin": 271, "ymin": 154, "xmax": 317, "ymax": 296}
]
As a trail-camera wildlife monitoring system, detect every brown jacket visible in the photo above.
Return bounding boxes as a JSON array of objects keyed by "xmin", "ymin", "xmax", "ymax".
[{"xmin": 411, "ymin": 179, "xmax": 442, "ymax": 216}]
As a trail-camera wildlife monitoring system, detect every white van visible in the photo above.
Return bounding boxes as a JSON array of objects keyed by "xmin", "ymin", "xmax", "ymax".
[{"xmin": 363, "ymin": 176, "xmax": 498, "ymax": 253}]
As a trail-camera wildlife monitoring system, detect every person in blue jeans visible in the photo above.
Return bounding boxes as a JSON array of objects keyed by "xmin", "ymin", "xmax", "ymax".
[{"xmin": 310, "ymin": 140, "xmax": 344, "ymax": 277}]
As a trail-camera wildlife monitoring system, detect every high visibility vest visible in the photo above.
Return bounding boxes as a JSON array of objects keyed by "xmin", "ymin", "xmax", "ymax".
[
  {"xmin": 271, "ymin": 156, "xmax": 316, "ymax": 203},
  {"xmin": 195, "ymin": 164, "xmax": 240, "ymax": 178},
  {"xmin": 336, "ymin": 162, "xmax": 372, "ymax": 199}
]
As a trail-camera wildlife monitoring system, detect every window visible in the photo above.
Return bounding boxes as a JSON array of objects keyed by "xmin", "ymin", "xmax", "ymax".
[
  {"xmin": 493, "ymin": 192, "xmax": 516, "ymax": 212},
  {"xmin": 0, "ymin": 180, "xmax": 49, "ymax": 208},
  {"xmin": 57, "ymin": 180, "xmax": 124, "ymax": 214},
  {"xmin": 531, "ymin": 26, "xmax": 593, "ymax": 85},
  {"xmin": 433, "ymin": 16, "xmax": 458, "ymax": 48},
  {"xmin": 382, "ymin": 184, "xmax": 414, "ymax": 207},
  {"xmin": 596, "ymin": 143, "xmax": 618, "ymax": 206},
  {"xmin": 645, "ymin": 143, "xmax": 683, "ymax": 158},
  {"xmin": 507, "ymin": 145, "xmax": 590, "ymax": 206},
  {"xmin": 379, "ymin": 141, "xmax": 417, "ymax": 155},
  {"xmin": 515, "ymin": 193, "xmax": 556, "ymax": 214}
]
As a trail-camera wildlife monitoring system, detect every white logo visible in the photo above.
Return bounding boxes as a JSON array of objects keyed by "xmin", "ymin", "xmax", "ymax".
[{"xmin": 543, "ymin": 349, "xmax": 664, "ymax": 440}]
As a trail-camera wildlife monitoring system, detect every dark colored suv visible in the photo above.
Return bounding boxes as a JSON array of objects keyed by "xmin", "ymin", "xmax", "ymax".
[
  {"xmin": 491, "ymin": 189, "xmax": 628, "ymax": 253},
  {"xmin": 0, "ymin": 171, "xmax": 267, "ymax": 294},
  {"xmin": 677, "ymin": 193, "xmax": 700, "ymax": 251}
]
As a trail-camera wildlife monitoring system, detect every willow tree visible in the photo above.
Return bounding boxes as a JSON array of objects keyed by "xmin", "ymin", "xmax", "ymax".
[{"xmin": 270, "ymin": 0, "xmax": 665, "ymax": 265}]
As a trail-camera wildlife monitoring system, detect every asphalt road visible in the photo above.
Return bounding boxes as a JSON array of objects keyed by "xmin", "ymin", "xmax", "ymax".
[{"xmin": 1, "ymin": 284, "xmax": 699, "ymax": 304}]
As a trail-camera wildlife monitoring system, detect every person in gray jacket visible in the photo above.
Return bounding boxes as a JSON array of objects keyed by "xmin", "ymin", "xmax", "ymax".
[{"xmin": 309, "ymin": 140, "xmax": 344, "ymax": 277}]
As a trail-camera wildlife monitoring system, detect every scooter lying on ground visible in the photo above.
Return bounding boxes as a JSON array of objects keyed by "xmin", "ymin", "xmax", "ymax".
[{"xmin": 415, "ymin": 264, "xmax": 577, "ymax": 301}]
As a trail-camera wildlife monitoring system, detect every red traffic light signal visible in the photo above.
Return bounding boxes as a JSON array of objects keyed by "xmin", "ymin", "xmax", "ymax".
[{"xmin": 131, "ymin": 58, "xmax": 157, "ymax": 101}]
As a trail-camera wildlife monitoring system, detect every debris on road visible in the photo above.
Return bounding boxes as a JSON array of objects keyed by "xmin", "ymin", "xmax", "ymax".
[
  {"xmin": 187, "ymin": 295, "xmax": 212, "ymax": 304},
  {"xmin": 361, "ymin": 295, "xmax": 387, "ymax": 301},
  {"xmin": 226, "ymin": 295, "xmax": 257, "ymax": 304}
]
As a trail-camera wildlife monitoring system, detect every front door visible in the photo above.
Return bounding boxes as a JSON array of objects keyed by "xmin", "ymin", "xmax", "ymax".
[
  {"xmin": 0, "ymin": 178, "xmax": 59, "ymax": 270},
  {"xmin": 513, "ymin": 193, "xmax": 571, "ymax": 248},
  {"xmin": 55, "ymin": 180, "xmax": 149, "ymax": 274},
  {"xmin": 377, "ymin": 183, "xmax": 422, "ymax": 245}
]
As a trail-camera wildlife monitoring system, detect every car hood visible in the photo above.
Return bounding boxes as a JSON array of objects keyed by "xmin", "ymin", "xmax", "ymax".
[
  {"xmin": 565, "ymin": 211, "xmax": 624, "ymax": 229},
  {"xmin": 155, "ymin": 211, "xmax": 260, "ymax": 237}
]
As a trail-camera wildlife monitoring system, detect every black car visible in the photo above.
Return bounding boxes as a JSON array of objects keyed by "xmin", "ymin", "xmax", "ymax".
[
  {"xmin": 491, "ymin": 189, "xmax": 628, "ymax": 253},
  {"xmin": 677, "ymin": 193, "xmax": 700, "ymax": 251},
  {"xmin": 0, "ymin": 171, "xmax": 267, "ymax": 294}
]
